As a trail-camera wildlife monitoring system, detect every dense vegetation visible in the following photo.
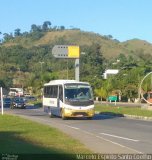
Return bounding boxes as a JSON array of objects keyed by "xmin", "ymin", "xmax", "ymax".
[{"xmin": 0, "ymin": 21, "xmax": 152, "ymax": 100}]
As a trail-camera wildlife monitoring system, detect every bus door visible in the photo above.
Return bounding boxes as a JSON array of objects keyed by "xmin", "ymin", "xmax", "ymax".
[
  {"xmin": 47, "ymin": 85, "xmax": 58, "ymax": 115},
  {"xmin": 56, "ymin": 85, "xmax": 63, "ymax": 116}
]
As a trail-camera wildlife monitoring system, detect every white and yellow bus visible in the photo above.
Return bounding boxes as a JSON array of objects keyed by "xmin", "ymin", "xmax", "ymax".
[{"xmin": 43, "ymin": 80, "xmax": 94, "ymax": 119}]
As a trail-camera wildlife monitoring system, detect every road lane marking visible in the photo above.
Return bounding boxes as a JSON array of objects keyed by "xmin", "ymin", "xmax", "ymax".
[
  {"xmin": 81, "ymin": 130, "xmax": 97, "ymax": 136},
  {"xmin": 77, "ymin": 130, "xmax": 142, "ymax": 153},
  {"xmin": 96, "ymin": 135, "xmax": 126, "ymax": 148},
  {"xmin": 96, "ymin": 135, "xmax": 143, "ymax": 154},
  {"xmin": 100, "ymin": 132, "xmax": 139, "ymax": 142},
  {"xmin": 65, "ymin": 125, "xmax": 80, "ymax": 130}
]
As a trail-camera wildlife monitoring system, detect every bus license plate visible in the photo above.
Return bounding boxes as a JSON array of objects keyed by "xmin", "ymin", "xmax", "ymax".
[{"xmin": 76, "ymin": 114, "xmax": 83, "ymax": 117}]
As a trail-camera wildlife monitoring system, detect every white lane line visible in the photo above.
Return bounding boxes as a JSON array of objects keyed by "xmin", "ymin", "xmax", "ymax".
[
  {"xmin": 82, "ymin": 130, "xmax": 142, "ymax": 153},
  {"xmin": 96, "ymin": 135, "xmax": 127, "ymax": 148},
  {"xmin": 96, "ymin": 135, "xmax": 142, "ymax": 154},
  {"xmin": 100, "ymin": 132, "xmax": 139, "ymax": 142},
  {"xmin": 81, "ymin": 130, "xmax": 95, "ymax": 136},
  {"xmin": 65, "ymin": 125, "xmax": 80, "ymax": 130}
]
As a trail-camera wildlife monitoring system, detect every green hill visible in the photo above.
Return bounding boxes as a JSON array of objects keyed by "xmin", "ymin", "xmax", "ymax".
[
  {"xmin": 3, "ymin": 30, "xmax": 152, "ymax": 59},
  {"xmin": 1, "ymin": 28, "xmax": 152, "ymax": 95},
  {"xmin": 122, "ymin": 39, "xmax": 152, "ymax": 55}
]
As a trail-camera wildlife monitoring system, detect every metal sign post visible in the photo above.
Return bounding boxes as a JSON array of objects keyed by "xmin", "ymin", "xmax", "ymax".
[
  {"xmin": 75, "ymin": 59, "xmax": 79, "ymax": 81},
  {"xmin": 52, "ymin": 45, "xmax": 80, "ymax": 81},
  {"xmin": 0, "ymin": 87, "xmax": 4, "ymax": 115}
]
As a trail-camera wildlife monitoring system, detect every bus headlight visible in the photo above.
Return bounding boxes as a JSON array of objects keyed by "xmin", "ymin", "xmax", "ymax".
[{"xmin": 63, "ymin": 107, "xmax": 73, "ymax": 116}]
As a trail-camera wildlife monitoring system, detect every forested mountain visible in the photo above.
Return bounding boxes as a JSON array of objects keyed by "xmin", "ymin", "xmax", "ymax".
[{"xmin": 0, "ymin": 21, "xmax": 152, "ymax": 99}]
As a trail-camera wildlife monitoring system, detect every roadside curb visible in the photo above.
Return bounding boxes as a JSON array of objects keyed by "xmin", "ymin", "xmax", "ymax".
[
  {"xmin": 95, "ymin": 111, "xmax": 152, "ymax": 121},
  {"xmin": 123, "ymin": 114, "xmax": 152, "ymax": 121}
]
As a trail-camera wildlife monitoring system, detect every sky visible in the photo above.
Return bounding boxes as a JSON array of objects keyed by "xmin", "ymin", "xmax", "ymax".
[{"xmin": 1, "ymin": 0, "xmax": 152, "ymax": 43}]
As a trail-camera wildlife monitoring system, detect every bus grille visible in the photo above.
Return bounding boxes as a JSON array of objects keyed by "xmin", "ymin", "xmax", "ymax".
[
  {"xmin": 65, "ymin": 100, "xmax": 94, "ymax": 106},
  {"xmin": 72, "ymin": 112, "xmax": 88, "ymax": 116}
]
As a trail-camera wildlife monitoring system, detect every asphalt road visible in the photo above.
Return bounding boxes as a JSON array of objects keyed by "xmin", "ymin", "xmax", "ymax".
[{"xmin": 4, "ymin": 107, "xmax": 152, "ymax": 154}]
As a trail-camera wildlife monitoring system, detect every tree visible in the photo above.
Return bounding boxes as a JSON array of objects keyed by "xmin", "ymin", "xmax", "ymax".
[
  {"xmin": 103, "ymin": 35, "xmax": 113, "ymax": 40},
  {"xmin": 80, "ymin": 44, "xmax": 105, "ymax": 88},
  {"xmin": 14, "ymin": 28, "xmax": 21, "ymax": 37},
  {"xmin": 94, "ymin": 78, "xmax": 114, "ymax": 100},
  {"xmin": 95, "ymin": 87, "xmax": 108, "ymax": 100},
  {"xmin": 22, "ymin": 32, "xmax": 29, "ymax": 37},
  {"xmin": 0, "ymin": 79, "xmax": 5, "ymax": 87},
  {"xmin": 123, "ymin": 84, "xmax": 138, "ymax": 102},
  {"xmin": 0, "ymin": 32, "xmax": 2, "ymax": 43},
  {"xmin": 42, "ymin": 21, "xmax": 51, "ymax": 31},
  {"xmin": 107, "ymin": 35, "xmax": 113, "ymax": 39},
  {"xmin": 60, "ymin": 26, "xmax": 65, "ymax": 30},
  {"xmin": 117, "ymin": 53, "xmax": 127, "ymax": 66},
  {"xmin": 31, "ymin": 24, "xmax": 41, "ymax": 32},
  {"xmin": 89, "ymin": 43, "xmax": 104, "ymax": 76},
  {"xmin": 3, "ymin": 33, "xmax": 13, "ymax": 42}
]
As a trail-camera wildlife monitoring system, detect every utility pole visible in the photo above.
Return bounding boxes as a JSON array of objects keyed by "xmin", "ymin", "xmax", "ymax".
[
  {"xmin": 39, "ymin": 61, "xmax": 44, "ymax": 73},
  {"xmin": 39, "ymin": 62, "xmax": 44, "ymax": 86},
  {"xmin": 75, "ymin": 59, "xmax": 79, "ymax": 81},
  {"xmin": 0, "ymin": 87, "xmax": 3, "ymax": 115}
]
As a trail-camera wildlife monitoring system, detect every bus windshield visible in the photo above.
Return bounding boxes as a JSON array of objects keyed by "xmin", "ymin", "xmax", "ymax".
[{"xmin": 64, "ymin": 84, "xmax": 93, "ymax": 101}]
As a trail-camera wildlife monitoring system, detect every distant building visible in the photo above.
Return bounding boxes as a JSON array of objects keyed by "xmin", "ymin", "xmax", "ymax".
[{"xmin": 103, "ymin": 69, "xmax": 119, "ymax": 79}]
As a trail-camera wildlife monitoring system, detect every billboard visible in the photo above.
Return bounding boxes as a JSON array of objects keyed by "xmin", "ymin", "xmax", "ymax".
[{"xmin": 52, "ymin": 45, "xmax": 80, "ymax": 59}]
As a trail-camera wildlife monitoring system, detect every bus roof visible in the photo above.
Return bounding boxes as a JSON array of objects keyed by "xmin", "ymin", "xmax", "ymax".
[{"xmin": 44, "ymin": 80, "xmax": 90, "ymax": 86}]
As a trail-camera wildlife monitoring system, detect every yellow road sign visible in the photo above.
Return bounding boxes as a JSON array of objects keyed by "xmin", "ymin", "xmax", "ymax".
[
  {"xmin": 68, "ymin": 46, "xmax": 80, "ymax": 58},
  {"xmin": 52, "ymin": 45, "xmax": 80, "ymax": 59}
]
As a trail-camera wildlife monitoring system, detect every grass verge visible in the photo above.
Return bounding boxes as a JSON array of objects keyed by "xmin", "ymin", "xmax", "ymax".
[
  {"xmin": 0, "ymin": 114, "xmax": 91, "ymax": 156},
  {"xmin": 95, "ymin": 104, "xmax": 152, "ymax": 117}
]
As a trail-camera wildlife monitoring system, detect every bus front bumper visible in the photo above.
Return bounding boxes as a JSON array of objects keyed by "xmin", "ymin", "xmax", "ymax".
[{"xmin": 63, "ymin": 108, "xmax": 95, "ymax": 118}]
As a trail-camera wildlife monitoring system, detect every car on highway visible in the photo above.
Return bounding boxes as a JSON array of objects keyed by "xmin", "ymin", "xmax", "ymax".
[
  {"xmin": 23, "ymin": 96, "xmax": 37, "ymax": 103},
  {"xmin": 0, "ymin": 97, "xmax": 12, "ymax": 108},
  {"xmin": 10, "ymin": 97, "xmax": 26, "ymax": 109},
  {"xmin": 4, "ymin": 97, "xmax": 12, "ymax": 107}
]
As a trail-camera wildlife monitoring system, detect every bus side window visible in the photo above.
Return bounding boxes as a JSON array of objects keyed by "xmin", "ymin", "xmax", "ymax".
[
  {"xmin": 59, "ymin": 85, "xmax": 63, "ymax": 102},
  {"xmin": 44, "ymin": 87, "xmax": 48, "ymax": 97},
  {"xmin": 52, "ymin": 86, "xmax": 58, "ymax": 98}
]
